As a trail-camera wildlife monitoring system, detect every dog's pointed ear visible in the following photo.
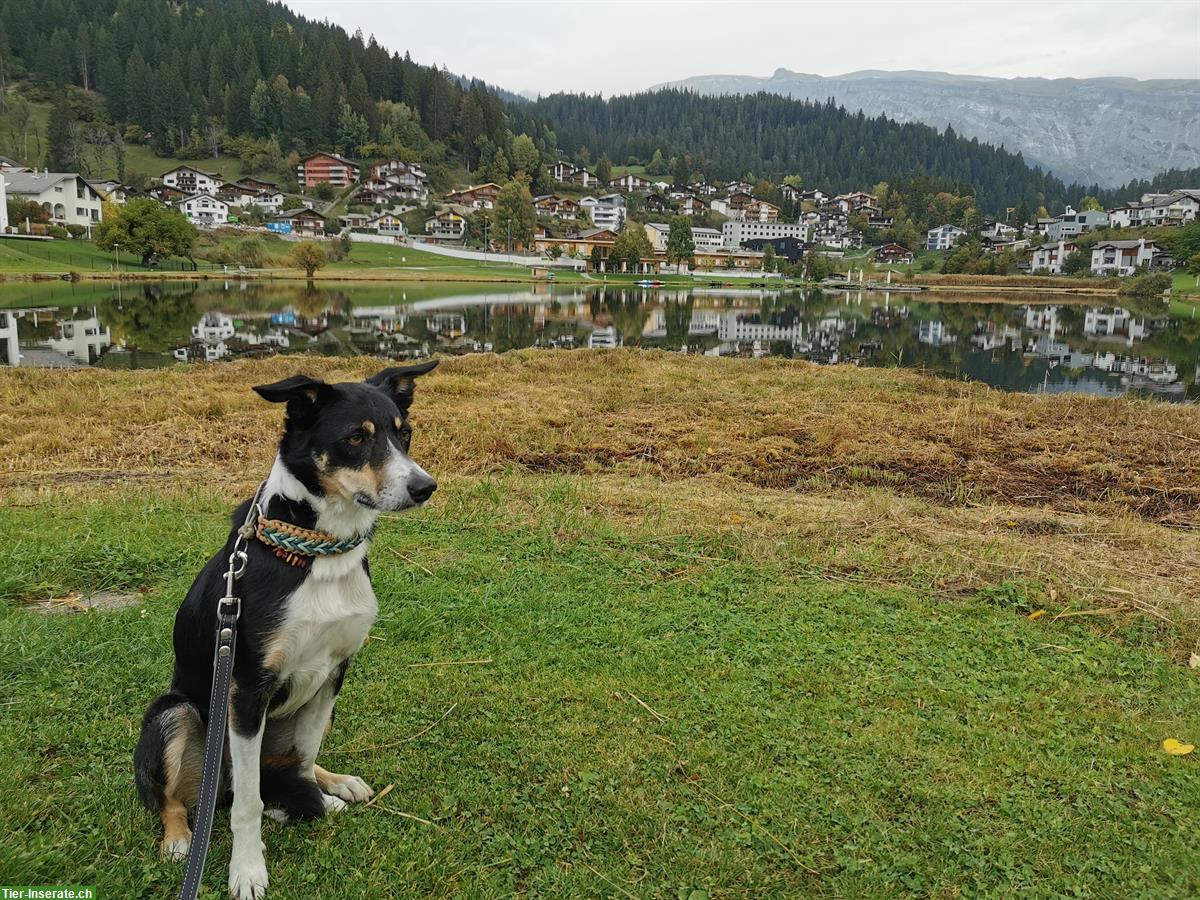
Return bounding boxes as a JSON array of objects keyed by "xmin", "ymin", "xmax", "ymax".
[
  {"xmin": 252, "ymin": 374, "xmax": 331, "ymax": 405},
  {"xmin": 367, "ymin": 359, "xmax": 439, "ymax": 411}
]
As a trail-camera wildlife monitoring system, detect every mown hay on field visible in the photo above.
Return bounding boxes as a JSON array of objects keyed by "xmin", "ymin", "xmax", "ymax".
[{"xmin": 2, "ymin": 351, "xmax": 1197, "ymax": 525}]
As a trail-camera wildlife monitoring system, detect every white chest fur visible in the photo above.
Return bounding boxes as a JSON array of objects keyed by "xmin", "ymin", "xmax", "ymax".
[{"xmin": 267, "ymin": 548, "xmax": 377, "ymax": 720}]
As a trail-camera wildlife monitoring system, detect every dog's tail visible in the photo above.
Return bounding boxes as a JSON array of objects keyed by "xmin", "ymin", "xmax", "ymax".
[{"xmin": 133, "ymin": 691, "xmax": 204, "ymax": 813}]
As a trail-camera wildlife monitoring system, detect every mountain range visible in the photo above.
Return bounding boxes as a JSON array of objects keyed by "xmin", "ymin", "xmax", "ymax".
[{"xmin": 654, "ymin": 69, "xmax": 1200, "ymax": 188}]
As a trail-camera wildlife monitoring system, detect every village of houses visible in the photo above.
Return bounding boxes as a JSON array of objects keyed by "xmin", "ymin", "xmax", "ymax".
[
  {"xmin": 1, "ymin": 146, "xmax": 1193, "ymax": 385},
  {"xmin": 1, "ymin": 148, "xmax": 1197, "ymax": 279}
]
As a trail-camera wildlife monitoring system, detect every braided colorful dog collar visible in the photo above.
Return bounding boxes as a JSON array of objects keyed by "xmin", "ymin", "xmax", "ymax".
[{"xmin": 255, "ymin": 516, "xmax": 373, "ymax": 568}]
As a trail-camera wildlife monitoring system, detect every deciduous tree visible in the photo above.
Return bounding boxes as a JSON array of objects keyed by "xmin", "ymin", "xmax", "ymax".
[
  {"xmin": 291, "ymin": 240, "xmax": 328, "ymax": 278},
  {"xmin": 493, "ymin": 176, "xmax": 536, "ymax": 249},
  {"xmin": 665, "ymin": 216, "xmax": 695, "ymax": 266},
  {"xmin": 94, "ymin": 199, "xmax": 198, "ymax": 266}
]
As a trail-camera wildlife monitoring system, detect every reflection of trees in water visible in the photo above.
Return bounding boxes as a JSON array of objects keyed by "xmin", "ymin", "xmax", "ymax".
[
  {"xmin": 486, "ymin": 306, "xmax": 539, "ymax": 352},
  {"xmin": 294, "ymin": 285, "xmax": 350, "ymax": 318},
  {"xmin": 102, "ymin": 284, "xmax": 199, "ymax": 352},
  {"xmin": 664, "ymin": 298, "xmax": 693, "ymax": 346},
  {"xmin": 608, "ymin": 298, "xmax": 652, "ymax": 347}
]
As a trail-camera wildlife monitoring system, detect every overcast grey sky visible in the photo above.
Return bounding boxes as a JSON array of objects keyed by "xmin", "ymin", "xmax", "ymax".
[{"xmin": 285, "ymin": 0, "xmax": 1200, "ymax": 96}]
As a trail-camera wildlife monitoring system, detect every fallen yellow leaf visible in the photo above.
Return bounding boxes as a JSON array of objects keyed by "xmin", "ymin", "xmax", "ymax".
[
  {"xmin": 1027, "ymin": 610, "xmax": 1046, "ymax": 621},
  {"xmin": 728, "ymin": 514, "xmax": 745, "ymax": 524},
  {"xmin": 1162, "ymin": 738, "xmax": 1195, "ymax": 756},
  {"xmin": 1189, "ymin": 652, "xmax": 1200, "ymax": 669}
]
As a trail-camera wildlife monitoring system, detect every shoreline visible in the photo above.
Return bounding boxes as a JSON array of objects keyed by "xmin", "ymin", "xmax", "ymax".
[{"xmin": 0, "ymin": 267, "xmax": 1128, "ymax": 295}]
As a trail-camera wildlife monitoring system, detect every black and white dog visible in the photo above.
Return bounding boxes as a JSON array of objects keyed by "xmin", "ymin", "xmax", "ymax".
[{"xmin": 134, "ymin": 361, "xmax": 438, "ymax": 899}]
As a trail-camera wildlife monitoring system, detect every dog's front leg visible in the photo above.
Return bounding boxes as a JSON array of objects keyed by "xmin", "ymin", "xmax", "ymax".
[
  {"xmin": 228, "ymin": 686, "xmax": 269, "ymax": 900},
  {"xmin": 293, "ymin": 673, "xmax": 374, "ymax": 809}
]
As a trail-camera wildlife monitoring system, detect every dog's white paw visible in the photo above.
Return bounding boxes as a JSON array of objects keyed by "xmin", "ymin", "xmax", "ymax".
[
  {"xmin": 264, "ymin": 808, "xmax": 289, "ymax": 825},
  {"xmin": 322, "ymin": 792, "xmax": 347, "ymax": 815},
  {"xmin": 326, "ymin": 774, "xmax": 374, "ymax": 804},
  {"xmin": 228, "ymin": 852, "xmax": 269, "ymax": 900},
  {"xmin": 161, "ymin": 835, "xmax": 191, "ymax": 861}
]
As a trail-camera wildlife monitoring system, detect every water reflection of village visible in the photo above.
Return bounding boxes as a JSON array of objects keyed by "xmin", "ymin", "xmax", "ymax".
[{"xmin": 1, "ymin": 282, "xmax": 1196, "ymax": 400}]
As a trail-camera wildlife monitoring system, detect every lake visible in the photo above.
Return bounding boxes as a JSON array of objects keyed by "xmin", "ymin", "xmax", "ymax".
[{"xmin": 1, "ymin": 280, "xmax": 1196, "ymax": 401}]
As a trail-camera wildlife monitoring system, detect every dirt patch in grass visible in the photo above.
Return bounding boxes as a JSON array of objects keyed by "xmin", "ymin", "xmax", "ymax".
[{"xmin": 27, "ymin": 590, "xmax": 143, "ymax": 614}]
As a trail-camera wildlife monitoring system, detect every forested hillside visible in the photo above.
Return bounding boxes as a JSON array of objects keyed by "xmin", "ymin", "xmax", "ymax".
[
  {"xmin": 519, "ymin": 91, "xmax": 1091, "ymax": 214},
  {"xmin": 0, "ymin": 0, "xmax": 545, "ymax": 186},
  {"xmin": 0, "ymin": 0, "xmax": 1193, "ymax": 214}
]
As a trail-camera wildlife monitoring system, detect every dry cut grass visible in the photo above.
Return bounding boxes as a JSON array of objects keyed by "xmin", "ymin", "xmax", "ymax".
[{"xmin": 2, "ymin": 352, "xmax": 1198, "ymax": 651}]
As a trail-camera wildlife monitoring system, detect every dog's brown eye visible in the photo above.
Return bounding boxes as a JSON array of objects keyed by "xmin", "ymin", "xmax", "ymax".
[{"xmin": 346, "ymin": 433, "xmax": 365, "ymax": 446}]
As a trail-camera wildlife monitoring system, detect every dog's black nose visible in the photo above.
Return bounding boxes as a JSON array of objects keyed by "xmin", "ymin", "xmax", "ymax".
[{"xmin": 408, "ymin": 475, "xmax": 437, "ymax": 504}]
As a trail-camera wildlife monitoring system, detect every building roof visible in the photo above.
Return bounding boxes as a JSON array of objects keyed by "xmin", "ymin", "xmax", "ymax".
[
  {"xmin": 448, "ymin": 182, "xmax": 501, "ymax": 196},
  {"xmin": 2, "ymin": 171, "xmax": 83, "ymax": 194},
  {"xmin": 573, "ymin": 228, "xmax": 618, "ymax": 240},
  {"xmin": 161, "ymin": 165, "xmax": 220, "ymax": 178},
  {"xmin": 273, "ymin": 207, "xmax": 324, "ymax": 220},
  {"xmin": 1093, "ymin": 239, "xmax": 1158, "ymax": 249},
  {"xmin": 177, "ymin": 192, "xmax": 228, "ymax": 204},
  {"xmin": 302, "ymin": 152, "xmax": 358, "ymax": 167}
]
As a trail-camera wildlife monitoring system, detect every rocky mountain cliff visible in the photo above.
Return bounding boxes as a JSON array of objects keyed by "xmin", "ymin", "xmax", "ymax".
[{"xmin": 654, "ymin": 69, "xmax": 1200, "ymax": 188}]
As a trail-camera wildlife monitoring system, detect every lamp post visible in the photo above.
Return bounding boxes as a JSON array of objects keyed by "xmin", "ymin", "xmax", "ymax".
[{"xmin": 114, "ymin": 243, "xmax": 120, "ymax": 273}]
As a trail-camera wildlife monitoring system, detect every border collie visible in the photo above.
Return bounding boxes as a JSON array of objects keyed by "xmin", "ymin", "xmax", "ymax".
[{"xmin": 134, "ymin": 361, "xmax": 438, "ymax": 900}]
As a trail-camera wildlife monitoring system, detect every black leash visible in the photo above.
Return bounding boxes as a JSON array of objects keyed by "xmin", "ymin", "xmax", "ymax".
[{"xmin": 178, "ymin": 485, "xmax": 264, "ymax": 900}]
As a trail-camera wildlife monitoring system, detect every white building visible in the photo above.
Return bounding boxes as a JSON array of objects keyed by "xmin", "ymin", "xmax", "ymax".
[
  {"xmin": 2, "ymin": 171, "xmax": 104, "ymax": 232},
  {"xmin": 918, "ymin": 320, "xmax": 955, "ymax": 346},
  {"xmin": 581, "ymin": 194, "xmax": 627, "ymax": 231},
  {"xmin": 0, "ymin": 309, "xmax": 18, "ymax": 365},
  {"xmin": 46, "ymin": 316, "xmax": 111, "ymax": 364},
  {"xmin": 692, "ymin": 227, "xmax": 724, "ymax": 252},
  {"xmin": 1029, "ymin": 240, "xmax": 1078, "ymax": 274},
  {"xmin": 425, "ymin": 210, "xmax": 466, "ymax": 240},
  {"xmin": 1090, "ymin": 239, "xmax": 1160, "ymax": 276},
  {"xmin": 718, "ymin": 311, "xmax": 806, "ymax": 345},
  {"xmin": 218, "ymin": 183, "xmax": 284, "ymax": 212},
  {"xmin": 1108, "ymin": 190, "xmax": 1199, "ymax": 229},
  {"xmin": 981, "ymin": 221, "xmax": 1018, "ymax": 241},
  {"xmin": 610, "ymin": 173, "xmax": 651, "ymax": 193},
  {"xmin": 926, "ymin": 224, "xmax": 966, "ymax": 251},
  {"xmin": 161, "ymin": 166, "xmax": 222, "ymax": 195},
  {"xmin": 1084, "ymin": 307, "xmax": 1147, "ymax": 345},
  {"xmin": 193, "ymin": 313, "xmax": 235, "ymax": 342},
  {"xmin": 722, "ymin": 220, "xmax": 810, "ymax": 249},
  {"xmin": 177, "ymin": 193, "xmax": 230, "ymax": 227},
  {"xmin": 367, "ymin": 211, "xmax": 406, "ymax": 237}
]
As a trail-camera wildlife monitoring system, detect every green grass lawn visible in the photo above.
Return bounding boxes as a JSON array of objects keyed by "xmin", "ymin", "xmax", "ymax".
[
  {"xmin": 1, "ymin": 475, "xmax": 1198, "ymax": 898},
  {"xmin": 0, "ymin": 236, "xmax": 123, "ymax": 273},
  {"xmin": 0, "ymin": 236, "xmax": 202, "ymax": 274},
  {"xmin": 1172, "ymin": 268, "xmax": 1199, "ymax": 297},
  {"xmin": 122, "ymin": 145, "xmax": 246, "ymax": 184}
]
